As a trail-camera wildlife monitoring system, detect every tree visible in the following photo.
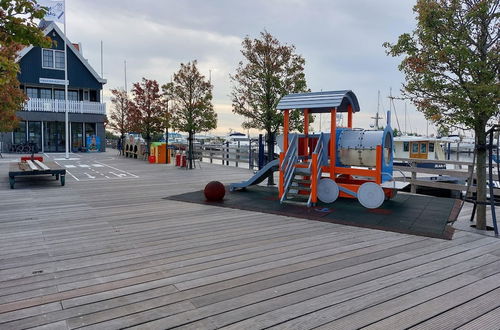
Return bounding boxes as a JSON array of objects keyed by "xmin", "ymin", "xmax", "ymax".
[
  {"xmin": 384, "ymin": 0, "xmax": 499, "ymax": 230},
  {"xmin": 170, "ymin": 60, "xmax": 217, "ymax": 169},
  {"xmin": 130, "ymin": 78, "xmax": 164, "ymax": 155},
  {"xmin": 230, "ymin": 31, "xmax": 308, "ymax": 185},
  {"xmin": 161, "ymin": 82, "xmax": 174, "ymax": 142},
  {"xmin": 108, "ymin": 88, "xmax": 131, "ymax": 155},
  {"xmin": 0, "ymin": 0, "xmax": 51, "ymax": 132}
]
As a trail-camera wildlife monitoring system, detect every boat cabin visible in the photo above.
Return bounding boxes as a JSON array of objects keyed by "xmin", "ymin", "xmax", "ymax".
[{"xmin": 393, "ymin": 136, "xmax": 446, "ymax": 161}]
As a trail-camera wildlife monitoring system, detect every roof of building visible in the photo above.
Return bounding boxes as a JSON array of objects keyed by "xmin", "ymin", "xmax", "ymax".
[
  {"xmin": 16, "ymin": 21, "xmax": 106, "ymax": 84},
  {"xmin": 276, "ymin": 90, "xmax": 360, "ymax": 113}
]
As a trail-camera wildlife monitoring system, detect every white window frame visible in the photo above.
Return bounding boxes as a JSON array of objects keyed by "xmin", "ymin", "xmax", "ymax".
[{"xmin": 41, "ymin": 48, "xmax": 65, "ymax": 70}]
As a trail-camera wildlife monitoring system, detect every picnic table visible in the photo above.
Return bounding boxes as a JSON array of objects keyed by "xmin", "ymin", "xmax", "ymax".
[{"xmin": 9, "ymin": 160, "xmax": 66, "ymax": 189}]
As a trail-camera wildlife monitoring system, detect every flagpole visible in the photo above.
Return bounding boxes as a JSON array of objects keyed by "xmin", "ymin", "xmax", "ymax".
[{"xmin": 64, "ymin": 0, "xmax": 69, "ymax": 159}]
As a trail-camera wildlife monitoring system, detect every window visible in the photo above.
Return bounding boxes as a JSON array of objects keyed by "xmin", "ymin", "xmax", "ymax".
[
  {"xmin": 403, "ymin": 142, "xmax": 409, "ymax": 152},
  {"xmin": 42, "ymin": 49, "xmax": 53, "ymax": 68},
  {"xmin": 412, "ymin": 142, "xmax": 419, "ymax": 153},
  {"xmin": 40, "ymin": 89, "xmax": 52, "ymax": 99},
  {"xmin": 26, "ymin": 88, "xmax": 38, "ymax": 98},
  {"xmin": 54, "ymin": 51, "xmax": 65, "ymax": 69},
  {"xmin": 420, "ymin": 143, "xmax": 427, "ymax": 153},
  {"xmin": 41, "ymin": 49, "xmax": 64, "ymax": 69},
  {"xmin": 13, "ymin": 121, "xmax": 27, "ymax": 145},
  {"xmin": 54, "ymin": 90, "xmax": 79, "ymax": 101},
  {"xmin": 54, "ymin": 90, "xmax": 65, "ymax": 100},
  {"xmin": 429, "ymin": 143, "xmax": 435, "ymax": 152},
  {"xmin": 68, "ymin": 90, "xmax": 79, "ymax": 101},
  {"xmin": 27, "ymin": 121, "xmax": 42, "ymax": 152}
]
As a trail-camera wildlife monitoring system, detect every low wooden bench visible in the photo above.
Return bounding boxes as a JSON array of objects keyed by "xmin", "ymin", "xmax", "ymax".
[{"xmin": 8, "ymin": 161, "xmax": 66, "ymax": 189}]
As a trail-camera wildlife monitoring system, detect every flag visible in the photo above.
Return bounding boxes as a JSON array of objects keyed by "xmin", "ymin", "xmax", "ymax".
[{"xmin": 37, "ymin": 0, "xmax": 65, "ymax": 23}]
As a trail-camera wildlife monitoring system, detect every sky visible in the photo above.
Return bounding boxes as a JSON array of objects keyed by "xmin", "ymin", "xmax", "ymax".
[{"xmin": 61, "ymin": 0, "xmax": 440, "ymax": 137}]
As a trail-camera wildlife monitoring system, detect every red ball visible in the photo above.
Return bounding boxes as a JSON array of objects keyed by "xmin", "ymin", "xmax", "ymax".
[{"xmin": 204, "ymin": 181, "xmax": 226, "ymax": 201}]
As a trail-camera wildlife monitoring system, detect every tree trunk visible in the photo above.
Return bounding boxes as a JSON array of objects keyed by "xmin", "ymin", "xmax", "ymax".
[
  {"xmin": 475, "ymin": 125, "xmax": 487, "ymax": 230},
  {"xmin": 266, "ymin": 131, "xmax": 275, "ymax": 186},
  {"xmin": 120, "ymin": 134, "xmax": 124, "ymax": 156},
  {"xmin": 188, "ymin": 131, "xmax": 194, "ymax": 169}
]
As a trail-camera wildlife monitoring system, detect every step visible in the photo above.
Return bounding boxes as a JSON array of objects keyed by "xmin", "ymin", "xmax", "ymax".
[
  {"xmin": 292, "ymin": 178, "xmax": 311, "ymax": 184},
  {"xmin": 282, "ymin": 199, "xmax": 308, "ymax": 206},
  {"xmin": 286, "ymin": 191, "xmax": 310, "ymax": 198},
  {"xmin": 291, "ymin": 186, "xmax": 311, "ymax": 192},
  {"xmin": 295, "ymin": 168, "xmax": 311, "ymax": 175}
]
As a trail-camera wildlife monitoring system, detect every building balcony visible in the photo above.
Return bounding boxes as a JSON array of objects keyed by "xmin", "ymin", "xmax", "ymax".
[{"xmin": 22, "ymin": 98, "xmax": 106, "ymax": 115}]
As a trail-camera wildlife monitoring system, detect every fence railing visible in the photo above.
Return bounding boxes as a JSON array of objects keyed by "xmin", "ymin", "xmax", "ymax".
[
  {"xmin": 393, "ymin": 157, "xmax": 500, "ymax": 196},
  {"xmin": 194, "ymin": 143, "xmax": 258, "ymax": 169},
  {"xmin": 23, "ymin": 98, "xmax": 106, "ymax": 115}
]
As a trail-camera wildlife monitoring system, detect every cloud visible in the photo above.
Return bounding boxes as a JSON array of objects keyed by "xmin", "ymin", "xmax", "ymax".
[{"xmin": 63, "ymin": 0, "xmax": 432, "ymax": 135}]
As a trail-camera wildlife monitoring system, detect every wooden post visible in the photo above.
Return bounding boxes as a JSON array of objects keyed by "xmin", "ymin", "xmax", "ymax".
[
  {"xmin": 347, "ymin": 104, "xmax": 353, "ymax": 128},
  {"xmin": 248, "ymin": 141, "xmax": 252, "ymax": 170},
  {"xmin": 411, "ymin": 170, "xmax": 417, "ymax": 193},
  {"xmin": 330, "ymin": 108, "xmax": 337, "ymax": 179},
  {"xmin": 209, "ymin": 149, "xmax": 213, "ymax": 164},
  {"xmin": 283, "ymin": 110, "xmax": 289, "ymax": 152},
  {"xmin": 226, "ymin": 142, "xmax": 229, "ymax": 166},
  {"xmin": 236, "ymin": 141, "xmax": 240, "ymax": 167}
]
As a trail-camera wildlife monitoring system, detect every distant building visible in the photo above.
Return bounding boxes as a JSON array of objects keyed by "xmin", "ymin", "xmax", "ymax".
[{"xmin": 0, "ymin": 21, "xmax": 106, "ymax": 153}]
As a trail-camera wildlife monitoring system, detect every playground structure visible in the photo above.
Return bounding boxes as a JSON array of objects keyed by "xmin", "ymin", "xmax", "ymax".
[
  {"xmin": 276, "ymin": 90, "xmax": 401, "ymax": 208},
  {"xmin": 124, "ymin": 134, "xmax": 147, "ymax": 159},
  {"xmin": 230, "ymin": 90, "xmax": 405, "ymax": 208}
]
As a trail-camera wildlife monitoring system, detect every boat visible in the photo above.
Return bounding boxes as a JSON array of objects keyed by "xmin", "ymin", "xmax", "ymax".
[
  {"xmin": 224, "ymin": 132, "xmax": 250, "ymax": 147},
  {"xmin": 393, "ymin": 135, "xmax": 449, "ymax": 169}
]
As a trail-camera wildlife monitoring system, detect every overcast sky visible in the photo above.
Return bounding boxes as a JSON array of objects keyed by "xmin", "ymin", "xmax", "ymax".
[{"xmin": 62, "ymin": 0, "xmax": 439, "ymax": 136}]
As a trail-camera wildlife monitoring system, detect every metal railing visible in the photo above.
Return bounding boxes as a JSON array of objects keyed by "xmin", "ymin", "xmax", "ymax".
[
  {"xmin": 308, "ymin": 133, "xmax": 325, "ymax": 207},
  {"xmin": 23, "ymin": 98, "xmax": 106, "ymax": 115},
  {"xmin": 280, "ymin": 134, "xmax": 298, "ymax": 203}
]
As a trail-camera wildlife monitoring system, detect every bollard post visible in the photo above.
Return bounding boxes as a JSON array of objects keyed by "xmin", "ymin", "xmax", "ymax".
[
  {"xmin": 411, "ymin": 170, "xmax": 417, "ymax": 194},
  {"xmin": 236, "ymin": 141, "xmax": 240, "ymax": 167}
]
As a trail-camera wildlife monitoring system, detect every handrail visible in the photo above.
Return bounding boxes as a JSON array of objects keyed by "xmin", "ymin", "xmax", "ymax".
[
  {"xmin": 308, "ymin": 133, "xmax": 324, "ymax": 206},
  {"xmin": 23, "ymin": 98, "xmax": 106, "ymax": 115},
  {"xmin": 280, "ymin": 134, "xmax": 298, "ymax": 203}
]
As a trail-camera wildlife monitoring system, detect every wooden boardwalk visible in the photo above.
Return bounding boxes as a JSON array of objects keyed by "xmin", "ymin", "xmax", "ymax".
[{"xmin": 0, "ymin": 151, "xmax": 499, "ymax": 330}]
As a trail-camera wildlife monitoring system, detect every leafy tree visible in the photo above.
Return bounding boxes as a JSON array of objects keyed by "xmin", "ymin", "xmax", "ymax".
[
  {"xmin": 170, "ymin": 60, "xmax": 217, "ymax": 169},
  {"xmin": 384, "ymin": 0, "xmax": 499, "ymax": 230},
  {"xmin": 130, "ymin": 78, "xmax": 165, "ymax": 155},
  {"xmin": 161, "ymin": 82, "xmax": 174, "ymax": 145},
  {"xmin": 108, "ymin": 88, "xmax": 132, "ymax": 155},
  {"xmin": 230, "ymin": 31, "xmax": 308, "ymax": 184},
  {"xmin": 0, "ymin": 0, "xmax": 51, "ymax": 132}
]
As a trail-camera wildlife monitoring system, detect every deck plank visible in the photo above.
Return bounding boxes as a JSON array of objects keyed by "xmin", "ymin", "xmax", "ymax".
[{"xmin": 0, "ymin": 151, "xmax": 499, "ymax": 330}]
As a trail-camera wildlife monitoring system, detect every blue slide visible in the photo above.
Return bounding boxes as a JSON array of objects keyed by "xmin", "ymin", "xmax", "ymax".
[{"xmin": 229, "ymin": 159, "xmax": 279, "ymax": 191}]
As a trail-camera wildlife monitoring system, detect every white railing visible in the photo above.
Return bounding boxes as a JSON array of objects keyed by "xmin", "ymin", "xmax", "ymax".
[{"xmin": 23, "ymin": 98, "xmax": 106, "ymax": 115}]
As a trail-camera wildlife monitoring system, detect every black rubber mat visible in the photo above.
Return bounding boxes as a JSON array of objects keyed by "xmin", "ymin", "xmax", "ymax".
[{"xmin": 166, "ymin": 186, "xmax": 461, "ymax": 240}]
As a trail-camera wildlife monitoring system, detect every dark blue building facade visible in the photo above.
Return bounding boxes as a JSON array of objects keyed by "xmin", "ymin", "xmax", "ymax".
[{"xmin": 1, "ymin": 21, "xmax": 107, "ymax": 153}]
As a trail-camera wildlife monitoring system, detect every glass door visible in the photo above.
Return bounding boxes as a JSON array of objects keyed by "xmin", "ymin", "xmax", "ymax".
[
  {"xmin": 44, "ymin": 122, "xmax": 65, "ymax": 152},
  {"xmin": 71, "ymin": 122, "xmax": 83, "ymax": 151},
  {"xmin": 27, "ymin": 121, "xmax": 42, "ymax": 152}
]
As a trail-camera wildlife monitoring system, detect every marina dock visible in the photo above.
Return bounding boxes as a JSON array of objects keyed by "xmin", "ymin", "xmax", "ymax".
[{"xmin": 1, "ymin": 151, "xmax": 499, "ymax": 329}]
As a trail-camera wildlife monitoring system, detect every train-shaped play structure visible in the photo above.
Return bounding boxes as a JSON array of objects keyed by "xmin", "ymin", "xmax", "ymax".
[{"xmin": 230, "ymin": 90, "xmax": 406, "ymax": 209}]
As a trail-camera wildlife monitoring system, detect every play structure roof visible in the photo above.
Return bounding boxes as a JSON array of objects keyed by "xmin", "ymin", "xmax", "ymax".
[{"xmin": 277, "ymin": 90, "xmax": 360, "ymax": 113}]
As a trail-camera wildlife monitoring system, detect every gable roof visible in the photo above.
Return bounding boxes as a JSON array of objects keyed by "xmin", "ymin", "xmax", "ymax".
[
  {"xmin": 276, "ymin": 90, "xmax": 360, "ymax": 113},
  {"xmin": 17, "ymin": 21, "xmax": 106, "ymax": 84}
]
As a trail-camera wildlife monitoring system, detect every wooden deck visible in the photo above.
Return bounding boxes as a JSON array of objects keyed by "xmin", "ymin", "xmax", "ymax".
[{"xmin": 0, "ymin": 151, "xmax": 499, "ymax": 330}]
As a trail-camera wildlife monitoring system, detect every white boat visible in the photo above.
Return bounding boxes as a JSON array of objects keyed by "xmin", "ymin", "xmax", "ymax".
[
  {"xmin": 224, "ymin": 132, "xmax": 250, "ymax": 147},
  {"xmin": 393, "ymin": 135, "xmax": 449, "ymax": 168}
]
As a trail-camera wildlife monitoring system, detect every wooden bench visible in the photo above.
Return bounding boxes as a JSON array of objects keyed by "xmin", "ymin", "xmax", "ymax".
[{"xmin": 8, "ymin": 161, "xmax": 66, "ymax": 189}]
